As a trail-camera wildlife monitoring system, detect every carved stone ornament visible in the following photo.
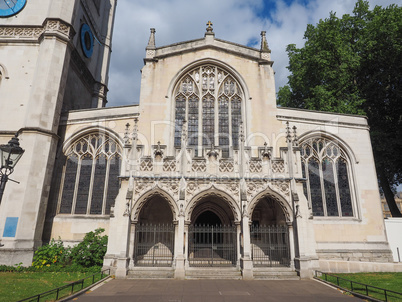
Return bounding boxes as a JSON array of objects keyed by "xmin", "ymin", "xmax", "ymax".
[
  {"xmin": 219, "ymin": 159, "xmax": 234, "ymax": 172},
  {"xmin": 272, "ymin": 160, "xmax": 285, "ymax": 173},
  {"xmin": 163, "ymin": 159, "xmax": 176, "ymax": 172},
  {"xmin": 271, "ymin": 181, "xmax": 290, "ymax": 196}
]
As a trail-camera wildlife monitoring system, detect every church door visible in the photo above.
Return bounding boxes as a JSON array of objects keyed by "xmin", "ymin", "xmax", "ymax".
[{"xmin": 188, "ymin": 210, "xmax": 237, "ymax": 267}]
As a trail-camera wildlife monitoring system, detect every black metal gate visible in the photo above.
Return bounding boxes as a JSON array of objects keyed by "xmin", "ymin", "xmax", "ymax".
[
  {"xmin": 134, "ymin": 224, "xmax": 174, "ymax": 267},
  {"xmin": 188, "ymin": 225, "xmax": 237, "ymax": 267},
  {"xmin": 250, "ymin": 225, "xmax": 290, "ymax": 267}
]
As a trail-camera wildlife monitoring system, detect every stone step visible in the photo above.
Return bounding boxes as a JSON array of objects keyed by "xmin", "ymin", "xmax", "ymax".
[
  {"xmin": 127, "ymin": 267, "xmax": 175, "ymax": 279},
  {"xmin": 253, "ymin": 267, "xmax": 300, "ymax": 280},
  {"xmin": 185, "ymin": 267, "xmax": 242, "ymax": 280}
]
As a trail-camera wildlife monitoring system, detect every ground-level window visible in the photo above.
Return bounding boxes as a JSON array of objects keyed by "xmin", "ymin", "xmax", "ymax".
[
  {"xmin": 300, "ymin": 137, "xmax": 354, "ymax": 217},
  {"xmin": 58, "ymin": 133, "xmax": 121, "ymax": 215}
]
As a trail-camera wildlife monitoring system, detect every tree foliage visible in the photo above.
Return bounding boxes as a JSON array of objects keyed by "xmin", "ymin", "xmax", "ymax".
[{"xmin": 278, "ymin": 0, "xmax": 402, "ymax": 216}]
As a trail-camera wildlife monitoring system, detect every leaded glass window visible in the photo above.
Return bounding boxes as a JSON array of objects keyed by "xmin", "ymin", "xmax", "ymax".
[
  {"xmin": 174, "ymin": 95, "xmax": 186, "ymax": 147},
  {"xmin": 202, "ymin": 95, "xmax": 215, "ymax": 146},
  {"xmin": 173, "ymin": 65, "xmax": 243, "ymax": 156},
  {"xmin": 59, "ymin": 133, "xmax": 122, "ymax": 215},
  {"xmin": 188, "ymin": 96, "xmax": 199, "ymax": 146},
  {"xmin": 300, "ymin": 138, "xmax": 354, "ymax": 217}
]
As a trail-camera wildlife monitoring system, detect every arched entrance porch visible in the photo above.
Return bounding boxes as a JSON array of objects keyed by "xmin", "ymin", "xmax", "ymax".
[
  {"xmin": 133, "ymin": 194, "xmax": 175, "ymax": 267},
  {"xmin": 187, "ymin": 194, "xmax": 239, "ymax": 267},
  {"xmin": 249, "ymin": 196, "xmax": 292, "ymax": 267}
]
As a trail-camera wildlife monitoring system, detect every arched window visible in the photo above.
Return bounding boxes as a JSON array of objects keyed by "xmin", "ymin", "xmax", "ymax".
[
  {"xmin": 58, "ymin": 133, "xmax": 122, "ymax": 215},
  {"xmin": 300, "ymin": 138, "xmax": 354, "ymax": 217},
  {"xmin": 174, "ymin": 65, "xmax": 244, "ymax": 157}
]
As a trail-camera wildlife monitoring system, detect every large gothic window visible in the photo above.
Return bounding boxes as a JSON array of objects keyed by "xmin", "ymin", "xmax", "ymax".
[
  {"xmin": 300, "ymin": 138, "xmax": 354, "ymax": 217},
  {"xmin": 174, "ymin": 65, "xmax": 244, "ymax": 157},
  {"xmin": 58, "ymin": 133, "xmax": 122, "ymax": 215}
]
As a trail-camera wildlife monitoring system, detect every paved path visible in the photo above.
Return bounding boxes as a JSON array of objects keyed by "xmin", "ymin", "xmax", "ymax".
[{"xmin": 72, "ymin": 279, "xmax": 360, "ymax": 302}]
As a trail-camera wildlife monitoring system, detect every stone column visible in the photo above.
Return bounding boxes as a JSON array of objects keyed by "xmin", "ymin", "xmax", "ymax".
[
  {"xmin": 287, "ymin": 221, "xmax": 295, "ymax": 270},
  {"xmin": 174, "ymin": 205, "xmax": 186, "ymax": 279},
  {"xmin": 240, "ymin": 204, "xmax": 253, "ymax": 280}
]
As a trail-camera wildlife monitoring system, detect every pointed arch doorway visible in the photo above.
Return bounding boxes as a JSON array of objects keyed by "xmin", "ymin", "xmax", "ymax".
[
  {"xmin": 188, "ymin": 197, "xmax": 237, "ymax": 267},
  {"xmin": 250, "ymin": 196, "xmax": 291, "ymax": 267},
  {"xmin": 133, "ymin": 195, "xmax": 175, "ymax": 267}
]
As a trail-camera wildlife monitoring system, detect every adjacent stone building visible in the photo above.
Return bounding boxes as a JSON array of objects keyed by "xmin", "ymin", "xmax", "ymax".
[{"xmin": 0, "ymin": 1, "xmax": 398, "ymax": 279}]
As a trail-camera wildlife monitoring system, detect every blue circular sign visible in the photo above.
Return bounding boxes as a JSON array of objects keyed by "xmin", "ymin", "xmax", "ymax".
[
  {"xmin": 80, "ymin": 23, "xmax": 94, "ymax": 58},
  {"xmin": 0, "ymin": 0, "xmax": 27, "ymax": 17}
]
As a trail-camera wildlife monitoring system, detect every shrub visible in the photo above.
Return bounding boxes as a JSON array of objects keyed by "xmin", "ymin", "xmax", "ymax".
[
  {"xmin": 32, "ymin": 239, "xmax": 70, "ymax": 269},
  {"xmin": 69, "ymin": 228, "xmax": 108, "ymax": 268}
]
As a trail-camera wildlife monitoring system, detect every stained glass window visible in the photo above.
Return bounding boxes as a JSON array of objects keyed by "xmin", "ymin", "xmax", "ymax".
[
  {"xmin": 309, "ymin": 158, "xmax": 323, "ymax": 216},
  {"xmin": 173, "ymin": 65, "xmax": 243, "ymax": 154},
  {"xmin": 301, "ymin": 138, "xmax": 354, "ymax": 218},
  {"xmin": 58, "ymin": 134, "xmax": 122, "ymax": 215},
  {"xmin": 60, "ymin": 154, "xmax": 78, "ymax": 214},
  {"xmin": 188, "ymin": 96, "xmax": 199, "ymax": 146},
  {"xmin": 322, "ymin": 158, "xmax": 338, "ymax": 216},
  {"xmin": 202, "ymin": 95, "xmax": 215, "ymax": 146},
  {"xmin": 219, "ymin": 96, "xmax": 229, "ymax": 157},
  {"xmin": 231, "ymin": 96, "xmax": 241, "ymax": 148},
  {"xmin": 174, "ymin": 95, "xmax": 186, "ymax": 148},
  {"xmin": 338, "ymin": 158, "xmax": 353, "ymax": 216}
]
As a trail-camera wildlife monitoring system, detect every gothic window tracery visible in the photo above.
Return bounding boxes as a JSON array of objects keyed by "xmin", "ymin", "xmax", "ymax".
[
  {"xmin": 59, "ymin": 133, "xmax": 122, "ymax": 215},
  {"xmin": 300, "ymin": 138, "xmax": 354, "ymax": 217},
  {"xmin": 173, "ymin": 65, "xmax": 244, "ymax": 157}
]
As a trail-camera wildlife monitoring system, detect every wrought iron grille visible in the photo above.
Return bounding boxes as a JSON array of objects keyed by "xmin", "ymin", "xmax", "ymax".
[
  {"xmin": 188, "ymin": 225, "xmax": 237, "ymax": 267},
  {"xmin": 134, "ymin": 224, "xmax": 174, "ymax": 267},
  {"xmin": 250, "ymin": 225, "xmax": 290, "ymax": 267}
]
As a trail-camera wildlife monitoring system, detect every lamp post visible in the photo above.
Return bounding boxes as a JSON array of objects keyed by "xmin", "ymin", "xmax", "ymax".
[{"xmin": 0, "ymin": 133, "xmax": 25, "ymax": 204}]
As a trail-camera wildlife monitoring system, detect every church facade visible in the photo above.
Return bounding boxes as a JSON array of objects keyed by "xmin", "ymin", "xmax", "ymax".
[{"xmin": 0, "ymin": 0, "xmax": 396, "ymax": 279}]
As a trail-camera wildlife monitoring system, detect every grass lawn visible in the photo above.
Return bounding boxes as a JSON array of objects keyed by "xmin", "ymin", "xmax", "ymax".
[
  {"xmin": 0, "ymin": 271, "xmax": 99, "ymax": 302},
  {"xmin": 320, "ymin": 272, "xmax": 402, "ymax": 302}
]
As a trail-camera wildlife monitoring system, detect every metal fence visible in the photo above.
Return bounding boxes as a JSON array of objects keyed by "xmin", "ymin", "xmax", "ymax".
[
  {"xmin": 188, "ymin": 225, "xmax": 237, "ymax": 267},
  {"xmin": 134, "ymin": 224, "xmax": 175, "ymax": 267},
  {"xmin": 250, "ymin": 224, "xmax": 290, "ymax": 267},
  {"xmin": 17, "ymin": 269, "xmax": 110, "ymax": 302},
  {"xmin": 315, "ymin": 271, "xmax": 402, "ymax": 302}
]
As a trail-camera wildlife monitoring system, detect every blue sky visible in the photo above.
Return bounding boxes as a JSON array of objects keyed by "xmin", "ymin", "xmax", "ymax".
[{"xmin": 107, "ymin": 0, "xmax": 398, "ymax": 107}]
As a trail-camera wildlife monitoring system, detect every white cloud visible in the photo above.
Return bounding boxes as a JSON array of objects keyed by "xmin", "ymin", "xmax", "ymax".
[{"xmin": 107, "ymin": 0, "xmax": 398, "ymax": 107}]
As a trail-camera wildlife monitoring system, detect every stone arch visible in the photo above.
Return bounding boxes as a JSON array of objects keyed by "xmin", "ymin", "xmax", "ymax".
[
  {"xmin": 131, "ymin": 187, "xmax": 179, "ymax": 222},
  {"xmin": 186, "ymin": 186, "xmax": 241, "ymax": 223},
  {"xmin": 62, "ymin": 126, "xmax": 123, "ymax": 154},
  {"xmin": 167, "ymin": 58, "xmax": 250, "ymax": 101},
  {"xmin": 248, "ymin": 189, "xmax": 293, "ymax": 224},
  {"xmin": 298, "ymin": 130, "xmax": 358, "ymax": 164}
]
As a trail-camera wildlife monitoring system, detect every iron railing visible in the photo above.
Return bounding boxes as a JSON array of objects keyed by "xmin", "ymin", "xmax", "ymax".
[
  {"xmin": 315, "ymin": 271, "xmax": 402, "ymax": 302},
  {"xmin": 188, "ymin": 224, "xmax": 237, "ymax": 267},
  {"xmin": 17, "ymin": 269, "xmax": 110, "ymax": 302},
  {"xmin": 250, "ymin": 225, "xmax": 290, "ymax": 267},
  {"xmin": 134, "ymin": 224, "xmax": 175, "ymax": 267}
]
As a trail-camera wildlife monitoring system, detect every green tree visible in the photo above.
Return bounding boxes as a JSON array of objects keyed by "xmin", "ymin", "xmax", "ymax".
[{"xmin": 278, "ymin": 0, "xmax": 402, "ymax": 217}]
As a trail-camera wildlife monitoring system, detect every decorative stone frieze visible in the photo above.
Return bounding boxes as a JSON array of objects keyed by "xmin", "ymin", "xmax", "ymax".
[
  {"xmin": 272, "ymin": 160, "xmax": 285, "ymax": 173},
  {"xmin": 163, "ymin": 158, "xmax": 177, "ymax": 172},
  {"xmin": 191, "ymin": 159, "xmax": 206, "ymax": 172},
  {"xmin": 0, "ymin": 26, "xmax": 43, "ymax": 39},
  {"xmin": 140, "ymin": 158, "xmax": 153, "ymax": 171},
  {"xmin": 249, "ymin": 159, "xmax": 262, "ymax": 173},
  {"xmin": 219, "ymin": 159, "xmax": 234, "ymax": 172}
]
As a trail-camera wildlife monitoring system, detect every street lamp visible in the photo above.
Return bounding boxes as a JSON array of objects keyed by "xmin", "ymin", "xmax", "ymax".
[{"xmin": 0, "ymin": 133, "xmax": 25, "ymax": 204}]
